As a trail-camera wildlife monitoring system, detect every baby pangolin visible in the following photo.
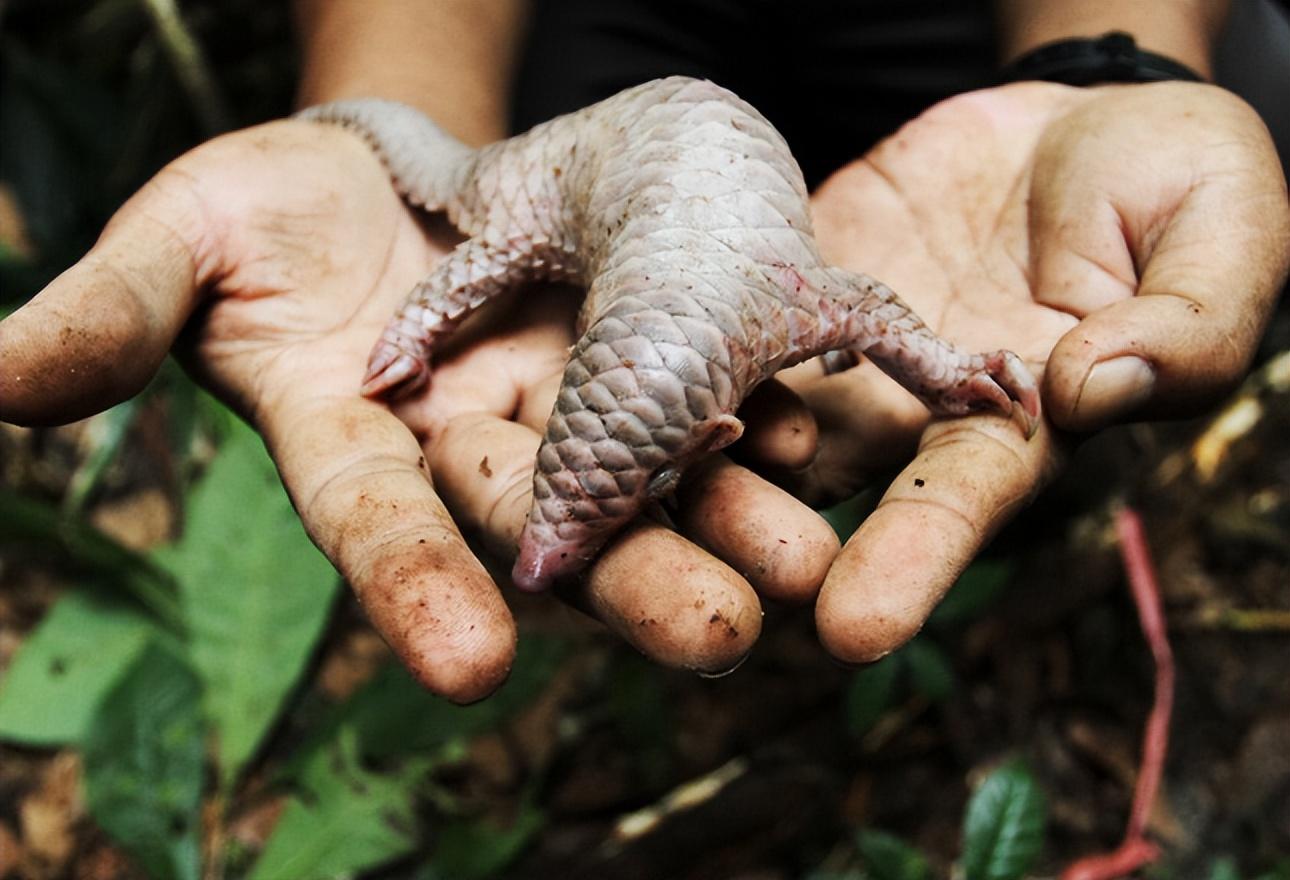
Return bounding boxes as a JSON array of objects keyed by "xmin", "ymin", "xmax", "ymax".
[{"xmin": 299, "ymin": 76, "xmax": 1040, "ymax": 591}]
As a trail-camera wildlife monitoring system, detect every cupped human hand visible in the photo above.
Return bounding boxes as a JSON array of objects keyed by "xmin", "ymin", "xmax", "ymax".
[
  {"xmin": 0, "ymin": 119, "xmax": 841, "ymax": 700},
  {"xmin": 776, "ymin": 81, "xmax": 1289, "ymax": 663}
]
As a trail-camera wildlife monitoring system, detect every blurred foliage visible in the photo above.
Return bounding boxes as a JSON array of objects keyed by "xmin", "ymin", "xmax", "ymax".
[
  {"xmin": 853, "ymin": 828, "xmax": 931, "ymax": 880},
  {"xmin": 809, "ymin": 761, "xmax": 1048, "ymax": 880},
  {"xmin": 0, "ymin": 0, "xmax": 296, "ymax": 308},
  {"xmin": 0, "ymin": 393, "xmax": 565, "ymax": 877},
  {"xmin": 1202, "ymin": 856, "xmax": 1290, "ymax": 880},
  {"xmin": 82, "ymin": 641, "xmax": 205, "ymax": 880}
]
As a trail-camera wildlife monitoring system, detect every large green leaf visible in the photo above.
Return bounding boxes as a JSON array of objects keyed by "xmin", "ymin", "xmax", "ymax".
[
  {"xmin": 82, "ymin": 641, "xmax": 204, "ymax": 880},
  {"xmin": 286, "ymin": 635, "xmax": 567, "ymax": 777},
  {"xmin": 845, "ymin": 656, "xmax": 899, "ymax": 737},
  {"xmin": 927, "ymin": 560, "xmax": 1014, "ymax": 630},
  {"xmin": 961, "ymin": 760, "xmax": 1046, "ymax": 880},
  {"xmin": 819, "ymin": 490, "xmax": 880, "ymax": 542},
  {"xmin": 903, "ymin": 638, "xmax": 955, "ymax": 704},
  {"xmin": 249, "ymin": 727, "xmax": 426, "ymax": 880},
  {"xmin": 431, "ymin": 797, "xmax": 544, "ymax": 880},
  {"xmin": 1208, "ymin": 858, "xmax": 1241, "ymax": 880},
  {"xmin": 856, "ymin": 828, "xmax": 931, "ymax": 880},
  {"xmin": 156, "ymin": 418, "xmax": 339, "ymax": 788},
  {"xmin": 0, "ymin": 591, "xmax": 155, "ymax": 745},
  {"xmin": 0, "ymin": 488, "xmax": 183, "ymax": 631}
]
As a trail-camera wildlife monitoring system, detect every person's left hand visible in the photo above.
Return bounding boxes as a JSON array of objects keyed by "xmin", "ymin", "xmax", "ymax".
[{"xmin": 767, "ymin": 80, "xmax": 1289, "ymax": 662}]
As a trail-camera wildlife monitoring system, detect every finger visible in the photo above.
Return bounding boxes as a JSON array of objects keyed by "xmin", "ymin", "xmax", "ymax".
[
  {"xmin": 771, "ymin": 358, "xmax": 928, "ymax": 506},
  {"xmin": 261, "ymin": 394, "xmax": 517, "ymax": 704},
  {"xmin": 1036, "ymin": 90, "xmax": 1290, "ymax": 431},
  {"xmin": 467, "ymin": 362, "xmax": 836, "ymax": 603},
  {"xmin": 1044, "ymin": 182, "xmax": 1290, "ymax": 430},
  {"xmin": 730, "ymin": 378, "xmax": 818, "ymax": 470},
  {"xmin": 428, "ymin": 411, "xmax": 763, "ymax": 674},
  {"xmin": 673, "ymin": 455, "xmax": 840, "ymax": 604},
  {"xmin": 0, "ymin": 174, "xmax": 205, "ymax": 426},
  {"xmin": 815, "ymin": 413, "xmax": 1056, "ymax": 664}
]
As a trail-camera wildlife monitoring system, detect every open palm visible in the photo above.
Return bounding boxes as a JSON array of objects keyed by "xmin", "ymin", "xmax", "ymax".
[
  {"xmin": 1, "ymin": 119, "xmax": 840, "ymax": 699},
  {"xmin": 784, "ymin": 81, "xmax": 1289, "ymax": 663}
]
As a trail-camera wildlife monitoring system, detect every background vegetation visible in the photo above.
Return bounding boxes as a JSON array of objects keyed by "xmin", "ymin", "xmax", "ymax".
[{"xmin": 2, "ymin": 2, "xmax": 1289, "ymax": 878}]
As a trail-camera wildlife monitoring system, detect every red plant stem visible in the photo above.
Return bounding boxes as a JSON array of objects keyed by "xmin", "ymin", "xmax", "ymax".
[{"xmin": 1061, "ymin": 506, "xmax": 1176, "ymax": 880}]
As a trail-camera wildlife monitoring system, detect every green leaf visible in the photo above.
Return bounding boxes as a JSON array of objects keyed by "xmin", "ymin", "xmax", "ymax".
[
  {"xmin": 287, "ymin": 635, "xmax": 567, "ymax": 777},
  {"xmin": 904, "ymin": 638, "xmax": 954, "ymax": 703},
  {"xmin": 605, "ymin": 653, "xmax": 674, "ymax": 785},
  {"xmin": 928, "ymin": 560, "xmax": 1014, "ymax": 630},
  {"xmin": 1209, "ymin": 857, "xmax": 1241, "ymax": 880},
  {"xmin": 82, "ymin": 641, "xmax": 204, "ymax": 880},
  {"xmin": 961, "ymin": 760, "xmax": 1047, "ymax": 880},
  {"xmin": 0, "ymin": 488, "xmax": 184, "ymax": 632},
  {"xmin": 431, "ymin": 797, "xmax": 544, "ymax": 879},
  {"xmin": 157, "ymin": 418, "xmax": 340, "ymax": 789},
  {"xmin": 249, "ymin": 727, "xmax": 424, "ymax": 880},
  {"xmin": 845, "ymin": 657, "xmax": 899, "ymax": 736},
  {"xmin": 1255, "ymin": 860, "xmax": 1290, "ymax": 880},
  {"xmin": 0, "ymin": 591, "xmax": 154, "ymax": 745},
  {"xmin": 819, "ymin": 490, "xmax": 879, "ymax": 542},
  {"xmin": 855, "ymin": 828, "xmax": 931, "ymax": 880}
]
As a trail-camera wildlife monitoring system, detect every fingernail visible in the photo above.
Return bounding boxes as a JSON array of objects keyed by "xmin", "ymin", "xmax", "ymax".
[{"xmin": 1074, "ymin": 356, "xmax": 1155, "ymax": 427}]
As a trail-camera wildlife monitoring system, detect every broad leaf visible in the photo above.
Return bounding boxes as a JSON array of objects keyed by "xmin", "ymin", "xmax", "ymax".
[
  {"xmin": 1208, "ymin": 857, "xmax": 1241, "ymax": 880},
  {"xmin": 157, "ymin": 418, "xmax": 339, "ymax": 788},
  {"xmin": 82, "ymin": 641, "xmax": 204, "ymax": 880},
  {"xmin": 856, "ymin": 828, "xmax": 931, "ymax": 880},
  {"xmin": 845, "ymin": 656, "xmax": 899, "ymax": 736},
  {"xmin": 0, "ymin": 591, "xmax": 154, "ymax": 745},
  {"xmin": 287, "ymin": 635, "xmax": 567, "ymax": 777},
  {"xmin": 0, "ymin": 488, "xmax": 183, "ymax": 631},
  {"xmin": 961, "ymin": 760, "xmax": 1046, "ymax": 880},
  {"xmin": 820, "ymin": 490, "xmax": 879, "ymax": 542},
  {"xmin": 431, "ymin": 797, "xmax": 544, "ymax": 879},
  {"xmin": 904, "ymin": 638, "xmax": 954, "ymax": 703},
  {"xmin": 249, "ymin": 728, "xmax": 425, "ymax": 880},
  {"xmin": 928, "ymin": 560, "xmax": 1013, "ymax": 630}
]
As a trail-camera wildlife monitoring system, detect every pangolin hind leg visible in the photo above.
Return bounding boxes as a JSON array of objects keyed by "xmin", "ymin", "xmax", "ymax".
[{"xmin": 800, "ymin": 266, "xmax": 1041, "ymax": 435}]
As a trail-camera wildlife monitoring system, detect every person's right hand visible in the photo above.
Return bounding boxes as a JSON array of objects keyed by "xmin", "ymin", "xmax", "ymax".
[{"xmin": 0, "ymin": 120, "xmax": 841, "ymax": 701}]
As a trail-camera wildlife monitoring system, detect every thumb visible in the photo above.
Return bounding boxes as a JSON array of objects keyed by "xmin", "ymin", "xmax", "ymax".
[
  {"xmin": 1032, "ymin": 93, "xmax": 1290, "ymax": 432},
  {"xmin": 0, "ymin": 172, "xmax": 207, "ymax": 426}
]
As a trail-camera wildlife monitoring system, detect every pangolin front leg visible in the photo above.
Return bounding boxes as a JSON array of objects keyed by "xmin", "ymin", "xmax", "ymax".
[
  {"xmin": 362, "ymin": 239, "xmax": 563, "ymax": 397},
  {"xmin": 297, "ymin": 77, "xmax": 1042, "ymax": 592}
]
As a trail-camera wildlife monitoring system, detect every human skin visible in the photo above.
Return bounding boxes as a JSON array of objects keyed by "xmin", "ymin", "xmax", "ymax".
[
  {"xmin": 779, "ymin": 80, "xmax": 1289, "ymax": 662},
  {"xmin": 299, "ymin": 79, "xmax": 1040, "ymax": 591},
  {"xmin": 0, "ymin": 0, "xmax": 847, "ymax": 697},
  {"xmin": 1, "ymin": 0, "xmax": 1285, "ymax": 699}
]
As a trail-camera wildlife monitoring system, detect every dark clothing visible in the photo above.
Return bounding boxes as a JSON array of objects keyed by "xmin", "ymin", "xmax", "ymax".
[{"xmin": 512, "ymin": 0, "xmax": 996, "ymax": 189}]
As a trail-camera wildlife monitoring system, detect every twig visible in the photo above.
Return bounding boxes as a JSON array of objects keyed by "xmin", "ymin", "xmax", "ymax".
[
  {"xmin": 138, "ymin": 0, "xmax": 231, "ymax": 135},
  {"xmin": 1183, "ymin": 605, "xmax": 1290, "ymax": 632},
  {"xmin": 1061, "ymin": 506, "xmax": 1175, "ymax": 880}
]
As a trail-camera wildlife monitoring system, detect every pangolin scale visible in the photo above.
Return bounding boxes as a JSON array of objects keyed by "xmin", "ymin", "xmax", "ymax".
[{"xmin": 298, "ymin": 76, "xmax": 1040, "ymax": 590}]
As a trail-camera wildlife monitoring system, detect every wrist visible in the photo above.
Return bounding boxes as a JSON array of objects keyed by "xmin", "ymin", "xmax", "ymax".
[
  {"xmin": 994, "ymin": 0, "xmax": 1230, "ymax": 80},
  {"xmin": 293, "ymin": 0, "xmax": 527, "ymax": 146},
  {"xmin": 997, "ymin": 31, "xmax": 1205, "ymax": 86}
]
